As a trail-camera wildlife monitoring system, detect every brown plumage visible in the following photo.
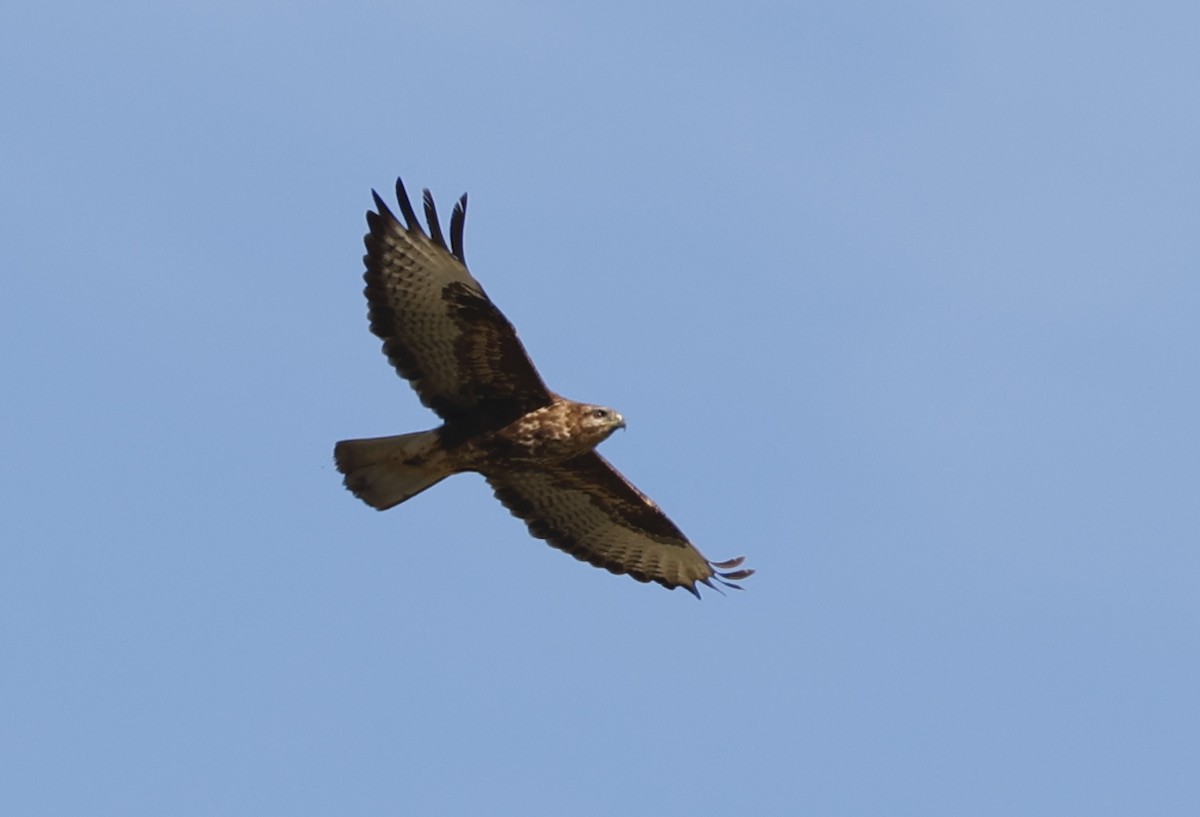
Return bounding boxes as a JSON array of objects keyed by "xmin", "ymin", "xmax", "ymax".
[{"xmin": 334, "ymin": 177, "xmax": 753, "ymax": 597}]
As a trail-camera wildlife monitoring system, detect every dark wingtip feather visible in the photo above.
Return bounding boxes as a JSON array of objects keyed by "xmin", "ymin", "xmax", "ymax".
[
  {"xmin": 423, "ymin": 189, "xmax": 447, "ymax": 249},
  {"xmin": 719, "ymin": 568, "xmax": 755, "ymax": 582},
  {"xmin": 370, "ymin": 190, "xmax": 395, "ymax": 224},
  {"xmin": 708, "ymin": 558, "xmax": 753, "ymax": 592},
  {"xmin": 394, "ymin": 178, "xmax": 423, "ymax": 234},
  {"xmin": 449, "ymin": 193, "xmax": 468, "ymax": 263},
  {"xmin": 663, "ymin": 557, "xmax": 754, "ymax": 599}
]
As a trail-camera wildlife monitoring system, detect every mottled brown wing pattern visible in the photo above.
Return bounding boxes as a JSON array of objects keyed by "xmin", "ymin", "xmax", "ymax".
[
  {"xmin": 363, "ymin": 179, "xmax": 554, "ymax": 429},
  {"xmin": 485, "ymin": 452, "xmax": 753, "ymax": 597}
]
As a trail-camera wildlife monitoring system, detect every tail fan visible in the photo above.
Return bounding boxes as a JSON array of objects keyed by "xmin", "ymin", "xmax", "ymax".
[{"xmin": 333, "ymin": 430, "xmax": 453, "ymax": 510}]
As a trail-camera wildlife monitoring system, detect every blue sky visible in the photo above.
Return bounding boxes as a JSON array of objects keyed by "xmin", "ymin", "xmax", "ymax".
[{"xmin": 4, "ymin": 2, "xmax": 1199, "ymax": 814}]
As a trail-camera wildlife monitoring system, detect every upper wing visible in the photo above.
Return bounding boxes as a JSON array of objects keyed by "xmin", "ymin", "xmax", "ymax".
[
  {"xmin": 486, "ymin": 452, "xmax": 753, "ymax": 597},
  {"xmin": 362, "ymin": 178, "xmax": 554, "ymax": 429}
]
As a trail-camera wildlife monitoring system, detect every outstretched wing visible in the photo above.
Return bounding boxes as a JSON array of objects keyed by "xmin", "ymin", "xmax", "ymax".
[
  {"xmin": 486, "ymin": 452, "xmax": 753, "ymax": 597},
  {"xmin": 363, "ymin": 178, "xmax": 554, "ymax": 430}
]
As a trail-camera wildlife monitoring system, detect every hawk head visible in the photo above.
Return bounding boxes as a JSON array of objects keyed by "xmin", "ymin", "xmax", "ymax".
[
  {"xmin": 500, "ymin": 400, "xmax": 626, "ymax": 462},
  {"xmin": 579, "ymin": 404, "xmax": 626, "ymax": 445}
]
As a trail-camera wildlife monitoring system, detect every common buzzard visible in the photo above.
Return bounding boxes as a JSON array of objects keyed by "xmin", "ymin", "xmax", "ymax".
[{"xmin": 334, "ymin": 178, "xmax": 753, "ymax": 597}]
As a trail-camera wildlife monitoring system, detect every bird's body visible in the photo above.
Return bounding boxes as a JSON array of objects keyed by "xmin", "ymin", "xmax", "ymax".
[{"xmin": 335, "ymin": 178, "xmax": 752, "ymax": 596}]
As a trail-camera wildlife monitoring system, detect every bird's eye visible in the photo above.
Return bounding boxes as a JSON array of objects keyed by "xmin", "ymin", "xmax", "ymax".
[{"xmin": 592, "ymin": 409, "xmax": 608, "ymax": 419}]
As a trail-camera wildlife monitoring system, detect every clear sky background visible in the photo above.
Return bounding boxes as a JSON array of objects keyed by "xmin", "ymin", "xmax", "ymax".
[{"xmin": 4, "ymin": 2, "xmax": 1199, "ymax": 815}]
